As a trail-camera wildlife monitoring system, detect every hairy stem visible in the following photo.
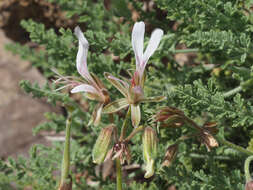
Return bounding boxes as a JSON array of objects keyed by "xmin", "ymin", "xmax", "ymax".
[
  {"xmin": 119, "ymin": 107, "xmax": 131, "ymax": 141},
  {"xmin": 173, "ymin": 48, "xmax": 199, "ymax": 53},
  {"xmin": 125, "ymin": 125, "xmax": 144, "ymax": 142},
  {"xmin": 216, "ymin": 136, "xmax": 253, "ymax": 156},
  {"xmin": 60, "ymin": 112, "xmax": 72, "ymax": 185},
  {"xmin": 179, "ymin": 114, "xmax": 253, "ymax": 157},
  {"xmin": 223, "ymin": 86, "xmax": 242, "ymax": 98},
  {"xmin": 244, "ymin": 155, "xmax": 253, "ymax": 182},
  {"xmin": 116, "ymin": 158, "xmax": 123, "ymax": 190}
]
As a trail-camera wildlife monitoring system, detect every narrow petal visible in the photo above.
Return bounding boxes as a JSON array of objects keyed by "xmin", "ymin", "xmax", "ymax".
[
  {"xmin": 103, "ymin": 98, "xmax": 129, "ymax": 114},
  {"xmin": 93, "ymin": 103, "xmax": 104, "ymax": 126},
  {"xmin": 131, "ymin": 104, "xmax": 141, "ymax": 127},
  {"xmin": 74, "ymin": 26, "xmax": 93, "ymax": 81},
  {"xmin": 71, "ymin": 84, "xmax": 98, "ymax": 94},
  {"xmin": 140, "ymin": 28, "xmax": 163, "ymax": 78},
  {"xmin": 143, "ymin": 29, "xmax": 164, "ymax": 64},
  {"xmin": 104, "ymin": 72, "xmax": 128, "ymax": 97},
  {"xmin": 131, "ymin": 22, "xmax": 145, "ymax": 70},
  {"xmin": 140, "ymin": 96, "xmax": 167, "ymax": 103}
]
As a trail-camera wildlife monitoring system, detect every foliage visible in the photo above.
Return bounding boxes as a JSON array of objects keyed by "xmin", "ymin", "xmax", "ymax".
[{"xmin": 2, "ymin": 0, "xmax": 253, "ymax": 189}]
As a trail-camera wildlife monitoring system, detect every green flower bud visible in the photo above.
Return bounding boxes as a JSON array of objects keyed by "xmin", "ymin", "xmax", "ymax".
[
  {"xmin": 92, "ymin": 124, "xmax": 115, "ymax": 164},
  {"xmin": 142, "ymin": 127, "xmax": 157, "ymax": 178}
]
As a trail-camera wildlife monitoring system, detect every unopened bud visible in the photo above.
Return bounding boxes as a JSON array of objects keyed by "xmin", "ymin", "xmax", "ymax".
[
  {"xmin": 92, "ymin": 124, "xmax": 115, "ymax": 164},
  {"xmin": 142, "ymin": 127, "xmax": 157, "ymax": 178},
  {"xmin": 162, "ymin": 144, "xmax": 178, "ymax": 168},
  {"xmin": 203, "ymin": 122, "xmax": 218, "ymax": 135},
  {"xmin": 245, "ymin": 180, "xmax": 253, "ymax": 190},
  {"xmin": 153, "ymin": 107, "xmax": 184, "ymax": 127}
]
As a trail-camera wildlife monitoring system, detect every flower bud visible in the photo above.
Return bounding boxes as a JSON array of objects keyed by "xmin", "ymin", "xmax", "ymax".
[
  {"xmin": 142, "ymin": 127, "xmax": 157, "ymax": 178},
  {"xmin": 153, "ymin": 107, "xmax": 184, "ymax": 127},
  {"xmin": 203, "ymin": 122, "xmax": 219, "ymax": 135},
  {"xmin": 162, "ymin": 144, "xmax": 178, "ymax": 168},
  {"xmin": 92, "ymin": 124, "xmax": 115, "ymax": 164},
  {"xmin": 245, "ymin": 180, "xmax": 253, "ymax": 190}
]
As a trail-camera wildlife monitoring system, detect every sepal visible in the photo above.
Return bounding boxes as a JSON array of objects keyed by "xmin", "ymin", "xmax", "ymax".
[{"xmin": 103, "ymin": 98, "xmax": 129, "ymax": 114}]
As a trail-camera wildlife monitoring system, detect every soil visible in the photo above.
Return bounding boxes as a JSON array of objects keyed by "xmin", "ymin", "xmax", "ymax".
[{"xmin": 0, "ymin": 0, "xmax": 74, "ymax": 157}]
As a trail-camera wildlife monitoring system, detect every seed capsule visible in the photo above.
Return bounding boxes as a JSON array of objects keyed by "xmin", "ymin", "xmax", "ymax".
[{"xmin": 92, "ymin": 124, "xmax": 115, "ymax": 164}]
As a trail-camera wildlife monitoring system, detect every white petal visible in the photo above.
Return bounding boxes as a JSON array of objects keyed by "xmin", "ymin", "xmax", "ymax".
[
  {"xmin": 131, "ymin": 22, "xmax": 145, "ymax": 70},
  {"xmin": 71, "ymin": 84, "xmax": 98, "ymax": 94},
  {"xmin": 143, "ymin": 29, "xmax": 163, "ymax": 64},
  {"xmin": 74, "ymin": 26, "xmax": 92, "ymax": 81}
]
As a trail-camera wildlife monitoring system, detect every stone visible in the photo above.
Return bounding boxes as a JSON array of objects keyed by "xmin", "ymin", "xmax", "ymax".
[{"xmin": 0, "ymin": 29, "xmax": 58, "ymax": 157}]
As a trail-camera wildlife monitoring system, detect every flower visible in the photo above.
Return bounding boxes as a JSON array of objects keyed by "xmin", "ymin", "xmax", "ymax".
[
  {"xmin": 54, "ymin": 26, "xmax": 110, "ymax": 126},
  {"xmin": 103, "ymin": 21, "xmax": 165, "ymax": 127}
]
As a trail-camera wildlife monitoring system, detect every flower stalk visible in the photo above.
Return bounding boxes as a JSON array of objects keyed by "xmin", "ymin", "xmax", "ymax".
[
  {"xmin": 116, "ymin": 157, "xmax": 123, "ymax": 190},
  {"xmin": 244, "ymin": 155, "xmax": 253, "ymax": 182},
  {"xmin": 216, "ymin": 136, "xmax": 253, "ymax": 156},
  {"xmin": 223, "ymin": 86, "xmax": 242, "ymax": 98},
  {"xmin": 59, "ymin": 111, "xmax": 72, "ymax": 190},
  {"xmin": 119, "ymin": 107, "xmax": 131, "ymax": 141}
]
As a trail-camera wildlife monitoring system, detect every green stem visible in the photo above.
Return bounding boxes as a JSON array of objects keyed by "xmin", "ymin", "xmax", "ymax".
[
  {"xmin": 116, "ymin": 158, "xmax": 123, "ymax": 190},
  {"xmin": 119, "ymin": 107, "xmax": 131, "ymax": 141},
  {"xmin": 178, "ymin": 115, "xmax": 253, "ymax": 157},
  {"xmin": 173, "ymin": 48, "xmax": 199, "ymax": 53},
  {"xmin": 125, "ymin": 125, "xmax": 144, "ymax": 142},
  {"xmin": 245, "ymin": 155, "xmax": 253, "ymax": 182},
  {"xmin": 223, "ymin": 86, "xmax": 242, "ymax": 98},
  {"xmin": 60, "ymin": 112, "xmax": 72, "ymax": 185},
  {"xmin": 189, "ymin": 153, "xmax": 234, "ymax": 160},
  {"xmin": 216, "ymin": 136, "xmax": 253, "ymax": 156}
]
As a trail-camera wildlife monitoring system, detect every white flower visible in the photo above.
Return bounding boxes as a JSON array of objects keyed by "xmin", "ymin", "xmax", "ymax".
[
  {"xmin": 131, "ymin": 21, "xmax": 163, "ymax": 85},
  {"xmin": 103, "ymin": 21, "xmax": 165, "ymax": 128},
  {"xmin": 54, "ymin": 26, "xmax": 110, "ymax": 126}
]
